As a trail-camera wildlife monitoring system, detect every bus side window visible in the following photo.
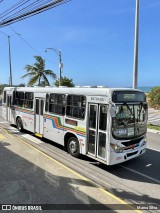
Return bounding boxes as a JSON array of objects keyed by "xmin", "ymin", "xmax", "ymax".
[
  {"xmin": 15, "ymin": 92, "xmax": 24, "ymax": 107},
  {"xmin": 12, "ymin": 91, "xmax": 16, "ymax": 105},
  {"xmin": 7, "ymin": 96, "xmax": 9, "ymax": 107},
  {"xmin": 36, "ymin": 99, "xmax": 39, "ymax": 114},
  {"xmin": 49, "ymin": 93, "xmax": 65, "ymax": 115},
  {"xmin": 66, "ymin": 95, "xmax": 86, "ymax": 119},
  {"xmin": 41, "ymin": 99, "xmax": 44, "ymax": 116},
  {"xmin": 24, "ymin": 92, "xmax": 33, "ymax": 109},
  {"xmin": 99, "ymin": 105, "xmax": 108, "ymax": 131},
  {"xmin": 3, "ymin": 91, "xmax": 6, "ymax": 104},
  {"xmin": 45, "ymin": 94, "xmax": 49, "ymax": 112}
]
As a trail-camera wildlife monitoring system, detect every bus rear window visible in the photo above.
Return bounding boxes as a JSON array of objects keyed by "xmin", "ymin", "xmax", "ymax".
[{"xmin": 112, "ymin": 91, "xmax": 146, "ymax": 103}]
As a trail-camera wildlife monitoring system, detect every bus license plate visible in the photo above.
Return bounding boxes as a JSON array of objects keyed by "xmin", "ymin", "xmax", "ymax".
[{"xmin": 128, "ymin": 128, "xmax": 134, "ymax": 136}]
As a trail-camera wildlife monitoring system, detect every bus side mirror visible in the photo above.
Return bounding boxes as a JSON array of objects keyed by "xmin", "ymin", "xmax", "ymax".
[
  {"xmin": 110, "ymin": 106, "xmax": 116, "ymax": 117},
  {"xmin": 116, "ymin": 106, "xmax": 120, "ymax": 114}
]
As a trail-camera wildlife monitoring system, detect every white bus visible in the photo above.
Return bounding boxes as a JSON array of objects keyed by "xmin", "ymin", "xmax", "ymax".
[{"xmin": 2, "ymin": 86, "xmax": 147, "ymax": 165}]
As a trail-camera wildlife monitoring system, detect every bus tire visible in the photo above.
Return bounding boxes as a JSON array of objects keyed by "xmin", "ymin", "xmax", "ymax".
[
  {"xmin": 16, "ymin": 118, "xmax": 23, "ymax": 132},
  {"xmin": 67, "ymin": 137, "xmax": 80, "ymax": 158}
]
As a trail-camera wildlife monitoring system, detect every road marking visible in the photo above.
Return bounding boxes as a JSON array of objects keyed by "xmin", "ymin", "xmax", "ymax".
[
  {"xmin": 17, "ymin": 137, "xmax": 141, "ymax": 212},
  {"xmin": 120, "ymin": 165, "xmax": 160, "ymax": 184},
  {"xmin": 8, "ymin": 126, "xmax": 44, "ymax": 144},
  {"xmin": 148, "ymin": 118, "xmax": 160, "ymax": 122},
  {"xmin": 148, "ymin": 111, "xmax": 160, "ymax": 114},
  {"xmin": 22, "ymin": 134, "xmax": 44, "ymax": 144},
  {"xmin": 1, "ymin": 127, "xmax": 142, "ymax": 213},
  {"xmin": 148, "ymin": 147, "xmax": 160, "ymax": 152},
  {"xmin": 0, "ymin": 127, "xmax": 14, "ymax": 138},
  {"xmin": 0, "ymin": 134, "xmax": 6, "ymax": 139}
]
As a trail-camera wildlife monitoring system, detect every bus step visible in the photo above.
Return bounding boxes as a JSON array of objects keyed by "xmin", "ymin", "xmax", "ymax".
[{"xmin": 35, "ymin": 133, "xmax": 43, "ymax": 138}]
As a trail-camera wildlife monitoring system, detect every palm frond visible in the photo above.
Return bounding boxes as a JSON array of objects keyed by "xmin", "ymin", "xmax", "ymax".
[
  {"xmin": 28, "ymin": 75, "xmax": 39, "ymax": 86},
  {"xmin": 22, "ymin": 55, "xmax": 55, "ymax": 85},
  {"xmin": 42, "ymin": 74, "xmax": 50, "ymax": 86},
  {"xmin": 44, "ymin": 69, "xmax": 57, "ymax": 79},
  {"xmin": 24, "ymin": 64, "xmax": 38, "ymax": 72},
  {"xmin": 34, "ymin": 56, "xmax": 45, "ymax": 71},
  {"xmin": 21, "ymin": 72, "xmax": 37, "ymax": 79}
]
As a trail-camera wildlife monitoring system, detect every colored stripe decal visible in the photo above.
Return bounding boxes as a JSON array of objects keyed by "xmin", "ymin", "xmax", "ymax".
[
  {"xmin": 44, "ymin": 114, "xmax": 86, "ymax": 137},
  {"xmin": 15, "ymin": 107, "xmax": 34, "ymax": 115},
  {"xmin": 12, "ymin": 107, "xmax": 86, "ymax": 137}
]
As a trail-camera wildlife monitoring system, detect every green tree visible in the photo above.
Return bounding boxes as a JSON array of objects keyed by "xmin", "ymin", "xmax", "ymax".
[
  {"xmin": 40, "ymin": 81, "xmax": 49, "ymax": 87},
  {"xmin": 148, "ymin": 86, "xmax": 160, "ymax": 109},
  {"xmin": 21, "ymin": 56, "xmax": 56, "ymax": 86},
  {"xmin": 0, "ymin": 85, "xmax": 3, "ymax": 95},
  {"xmin": 54, "ymin": 76, "xmax": 75, "ymax": 87},
  {"xmin": 18, "ymin": 83, "xmax": 25, "ymax": 87}
]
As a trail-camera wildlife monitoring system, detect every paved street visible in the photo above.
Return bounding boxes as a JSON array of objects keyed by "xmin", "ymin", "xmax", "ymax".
[
  {"xmin": 148, "ymin": 108, "xmax": 160, "ymax": 125},
  {"xmin": 0, "ymin": 106, "xmax": 160, "ymax": 212},
  {"xmin": 0, "ymin": 113, "xmax": 136, "ymax": 213}
]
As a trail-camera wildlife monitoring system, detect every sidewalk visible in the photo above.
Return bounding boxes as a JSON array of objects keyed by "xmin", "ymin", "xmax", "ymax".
[
  {"xmin": 148, "ymin": 108, "xmax": 160, "ymax": 125},
  {"xmin": 0, "ymin": 127, "xmax": 135, "ymax": 212},
  {"xmin": 147, "ymin": 128, "xmax": 160, "ymax": 134}
]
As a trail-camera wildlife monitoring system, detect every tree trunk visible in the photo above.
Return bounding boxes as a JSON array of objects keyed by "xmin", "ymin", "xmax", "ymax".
[{"xmin": 38, "ymin": 76, "xmax": 41, "ymax": 86}]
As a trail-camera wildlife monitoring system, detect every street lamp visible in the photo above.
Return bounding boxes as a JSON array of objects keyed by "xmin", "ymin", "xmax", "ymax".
[
  {"xmin": 133, "ymin": 0, "xmax": 139, "ymax": 89},
  {"xmin": 0, "ymin": 31, "xmax": 20, "ymax": 86},
  {"xmin": 45, "ymin": 47, "xmax": 63, "ymax": 86}
]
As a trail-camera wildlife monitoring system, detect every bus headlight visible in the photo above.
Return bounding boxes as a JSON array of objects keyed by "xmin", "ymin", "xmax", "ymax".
[{"xmin": 111, "ymin": 144, "xmax": 124, "ymax": 153}]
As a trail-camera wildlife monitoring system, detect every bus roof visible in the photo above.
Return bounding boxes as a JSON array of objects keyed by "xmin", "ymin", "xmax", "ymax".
[{"xmin": 3, "ymin": 86, "xmax": 143, "ymax": 96}]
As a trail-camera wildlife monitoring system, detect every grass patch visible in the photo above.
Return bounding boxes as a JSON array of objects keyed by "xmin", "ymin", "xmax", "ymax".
[{"xmin": 147, "ymin": 124, "xmax": 160, "ymax": 131}]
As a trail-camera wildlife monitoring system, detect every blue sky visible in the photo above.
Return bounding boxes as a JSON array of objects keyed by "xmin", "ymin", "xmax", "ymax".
[{"xmin": 0, "ymin": 0, "xmax": 160, "ymax": 87}]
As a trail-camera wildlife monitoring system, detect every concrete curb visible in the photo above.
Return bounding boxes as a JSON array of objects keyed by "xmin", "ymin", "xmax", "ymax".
[{"xmin": 147, "ymin": 128, "xmax": 160, "ymax": 134}]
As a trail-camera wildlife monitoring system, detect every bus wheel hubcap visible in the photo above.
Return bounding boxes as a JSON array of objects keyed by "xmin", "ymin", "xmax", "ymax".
[{"xmin": 69, "ymin": 141, "xmax": 77, "ymax": 153}]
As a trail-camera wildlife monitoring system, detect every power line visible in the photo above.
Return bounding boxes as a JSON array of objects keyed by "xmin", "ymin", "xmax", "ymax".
[
  {"xmin": 8, "ymin": 26, "xmax": 59, "ymax": 67},
  {"xmin": 0, "ymin": 0, "xmax": 71, "ymax": 27},
  {"xmin": 0, "ymin": 0, "xmax": 30, "ymax": 18}
]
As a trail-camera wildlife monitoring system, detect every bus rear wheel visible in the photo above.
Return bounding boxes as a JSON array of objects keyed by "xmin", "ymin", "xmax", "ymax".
[
  {"xmin": 67, "ymin": 137, "xmax": 80, "ymax": 158},
  {"xmin": 16, "ymin": 118, "xmax": 23, "ymax": 132}
]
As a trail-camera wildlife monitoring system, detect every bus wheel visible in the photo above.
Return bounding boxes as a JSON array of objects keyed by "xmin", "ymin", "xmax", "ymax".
[
  {"xmin": 16, "ymin": 118, "xmax": 23, "ymax": 132},
  {"xmin": 67, "ymin": 137, "xmax": 80, "ymax": 158}
]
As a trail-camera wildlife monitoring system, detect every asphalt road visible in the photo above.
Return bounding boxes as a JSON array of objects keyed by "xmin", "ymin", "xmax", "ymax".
[
  {"xmin": 148, "ymin": 108, "xmax": 160, "ymax": 125},
  {"xmin": 0, "ymin": 107, "xmax": 160, "ymax": 212}
]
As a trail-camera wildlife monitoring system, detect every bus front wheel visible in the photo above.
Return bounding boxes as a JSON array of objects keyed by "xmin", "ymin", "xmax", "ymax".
[
  {"xmin": 16, "ymin": 118, "xmax": 23, "ymax": 132},
  {"xmin": 67, "ymin": 137, "xmax": 80, "ymax": 158}
]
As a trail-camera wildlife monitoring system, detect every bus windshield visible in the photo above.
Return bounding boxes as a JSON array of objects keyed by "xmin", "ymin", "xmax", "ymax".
[{"xmin": 112, "ymin": 103, "xmax": 147, "ymax": 139}]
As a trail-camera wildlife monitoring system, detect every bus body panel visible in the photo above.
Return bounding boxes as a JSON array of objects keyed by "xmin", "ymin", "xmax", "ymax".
[
  {"xmin": 43, "ymin": 114, "xmax": 64, "ymax": 145},
  {"xmin": 2, "ymin": 86, "xmax": 147, "ymax": 165}
]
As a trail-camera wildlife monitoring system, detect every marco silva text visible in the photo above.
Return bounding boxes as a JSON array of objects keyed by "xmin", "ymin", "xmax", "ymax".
[{"xmin": 137, "ymin": 205, "xmax": 158, "ymax": 210}]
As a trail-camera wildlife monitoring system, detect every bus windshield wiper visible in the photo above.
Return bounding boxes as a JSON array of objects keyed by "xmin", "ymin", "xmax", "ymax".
[{"xmin": 123, "ymin": 103, "xmax": 134, "ymax": 117}]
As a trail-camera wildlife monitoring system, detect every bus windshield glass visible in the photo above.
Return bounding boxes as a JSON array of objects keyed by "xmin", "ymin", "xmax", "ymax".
[{"xmin": 112, "ymin": 103, "xmax": 147, "ymax": 139}]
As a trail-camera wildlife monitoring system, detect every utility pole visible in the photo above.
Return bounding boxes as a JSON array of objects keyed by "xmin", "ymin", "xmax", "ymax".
[
  {"xmin": 8, "ymin": 35, "xmax": 12, "ymax": 86},
  {"xmin": 133, "ymin": 0, "xmax": 139, "ymax": 89},
  {"xmin": 59, "ymin": 50, "xmax": 62, "ymax": 86},
  {"xmin": 0, "ymin": 31, "xmax": 20, "ymax": 87}
]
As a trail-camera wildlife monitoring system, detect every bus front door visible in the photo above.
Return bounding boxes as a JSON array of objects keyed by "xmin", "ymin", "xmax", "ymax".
[
  {"xmin": 35, "ymin": 98, "xmax": 44, "ymax": 136},
  {"xmin": 88, "ymin": 104, "xmax": 108, "ymax": 161},
  {"xmin": 6, "ymin": 95, "xmax": 12, "ymax": 122}
]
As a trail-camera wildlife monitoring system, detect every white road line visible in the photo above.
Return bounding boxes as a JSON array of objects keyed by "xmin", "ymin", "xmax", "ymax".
[
  {"xmin": 22, "ymin": 134, "xmax": 44, "ymax": 144},
  {"xmin": 120, "ymin": 165, "xmax": 160, "ymax": 184},
  {"xmin": 148, "ymin": 118, "xmax": 160, "ymax": 122},
  {"xmin": 147, "ymin": 147, "xmax": 160, "ymax": 152},
  {"xmin": 8, "ymin": 126, "xmax": 43, "ymax": 144}
]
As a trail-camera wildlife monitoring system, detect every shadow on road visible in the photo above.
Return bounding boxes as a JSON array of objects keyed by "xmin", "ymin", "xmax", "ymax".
[{"xmin": 0, "ymin": 141, "xmax": 117, "ymax": 212}]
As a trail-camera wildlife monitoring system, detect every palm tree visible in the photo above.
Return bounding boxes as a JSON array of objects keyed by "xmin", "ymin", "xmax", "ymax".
[{"xmin": 21, "ymin": 56, "xmax": 56, "ymax": 86}]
